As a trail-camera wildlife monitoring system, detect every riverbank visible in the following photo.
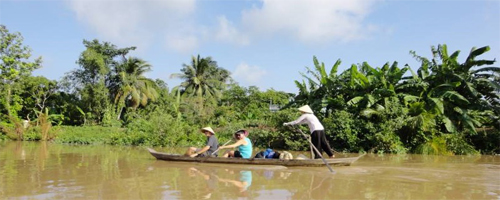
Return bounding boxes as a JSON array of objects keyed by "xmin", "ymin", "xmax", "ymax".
[{"xmin": 2, "ymin": 124, "xmax": 499, "ymax": 155}]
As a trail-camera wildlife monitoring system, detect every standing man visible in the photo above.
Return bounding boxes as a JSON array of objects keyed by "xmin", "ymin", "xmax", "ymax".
[
  {"xmin": 185, "ymin": 127, "xmax": 219, "ymax": 157},
  {"xmin": 283, "ymin": 105, "xmax": 335, "ymax": 159}
]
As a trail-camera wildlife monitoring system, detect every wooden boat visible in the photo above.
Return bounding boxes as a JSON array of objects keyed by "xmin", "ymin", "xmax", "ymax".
[{"xmin": 147, "ymin": 148, "xmax": 363, "ymax": 167}]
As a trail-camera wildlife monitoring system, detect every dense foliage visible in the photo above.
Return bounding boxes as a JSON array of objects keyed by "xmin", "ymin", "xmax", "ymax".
[{"xmin": 1, "ymin": 25, "xmax": 499, "ymax": 155}]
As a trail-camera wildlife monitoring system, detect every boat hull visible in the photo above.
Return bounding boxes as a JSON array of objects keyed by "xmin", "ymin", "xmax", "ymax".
[{"xmin": 147, "ymin": 148, "xmax": 362, "ymax": 167}]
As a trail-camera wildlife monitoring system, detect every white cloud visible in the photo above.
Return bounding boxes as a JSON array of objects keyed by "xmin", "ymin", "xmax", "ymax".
[
  {"xmin": 214, "ymin": 16, "xmax": 250, "ymax": 46},
  {"xmin": 241, "ymin": 0, "xmax": 379, "ymax": 44},
  {"xmin": 67, "ymin": 0, "xmax": 381, "ymax": 50},
  {"xmin": 68, "ymin": 0, "xmax": 196, "ymax": 51},
  {"xmin": 233, "ymin": 63, "xmax": 267, "ymax": 85},
  {"xmin": 165, "ymin": 34, "xmax": 199, "ymax": 53}
]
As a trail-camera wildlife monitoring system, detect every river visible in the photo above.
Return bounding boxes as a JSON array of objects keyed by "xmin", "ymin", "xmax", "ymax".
[{"xmin": 0, "ymin": 141, "xmax": 499, "ymax": 199}]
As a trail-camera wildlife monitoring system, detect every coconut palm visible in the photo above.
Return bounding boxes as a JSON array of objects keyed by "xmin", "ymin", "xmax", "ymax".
[
  {"xmin": 170, "ymin": 55, "xmax": 230, "ymax": 99},
  {"xmin": 111, "ymin": 57, "xmax": 158, "ymax": 119}
]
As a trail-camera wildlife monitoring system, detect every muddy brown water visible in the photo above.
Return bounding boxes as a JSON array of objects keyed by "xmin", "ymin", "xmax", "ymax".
[{"xmin": 0, "ymin": 141, "xmax": 499, "ymax": 199}]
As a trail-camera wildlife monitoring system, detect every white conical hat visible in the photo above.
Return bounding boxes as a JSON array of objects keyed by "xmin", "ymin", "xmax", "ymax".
[
  {"xmin": 200, "ymin": 127, "xmax": 215, "ymax": 134},
  {"xmin": 298, "ymin": 105, "xmax": 313, "ymax": 114}
]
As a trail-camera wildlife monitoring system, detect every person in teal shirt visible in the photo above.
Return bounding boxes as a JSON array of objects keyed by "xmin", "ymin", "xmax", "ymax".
[
  {"xmin": 219, "ymin": 129, "xmax": 253, "ymax": 159},
  {"xmin": 216, "ymin": 169, "xmax": 253, "ymax": 197}
]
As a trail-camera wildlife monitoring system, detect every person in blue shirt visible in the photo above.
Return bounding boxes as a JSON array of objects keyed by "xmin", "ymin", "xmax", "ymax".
[{"xmin": 219, "ymin": 129, "xmax": 253, "ymax": 159}]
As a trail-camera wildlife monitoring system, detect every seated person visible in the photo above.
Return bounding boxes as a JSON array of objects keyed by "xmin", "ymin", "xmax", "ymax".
[
  {"xmin": 219, "ymin": 129, "xmax": 253, "ymax": 159},
  {"xmin": 185, "ymin": 127, "xmax": 219, "ymax": 157}
]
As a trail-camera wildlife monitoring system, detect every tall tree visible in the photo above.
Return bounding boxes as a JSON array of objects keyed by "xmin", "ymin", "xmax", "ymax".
[
  {"xmin": 16, "ymin": 76, "xmax": 58, "ymax": 120},
  {"xmin": 0, "ymin": 25, "xmax": 42, "ymax": 117},
  {"xmin": 171, "ymin": 55, "xmax": 231, "ymax": 99},
  {"xmin": 111, "ymin": 56, "xmax": 158, "ymax": 119},
  {"xmin": 62, "ymin": 39, "xmax": 136, "ymax": 124}
]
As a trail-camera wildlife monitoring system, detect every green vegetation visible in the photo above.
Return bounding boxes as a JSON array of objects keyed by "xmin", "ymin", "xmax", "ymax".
[{"xmin": 1, "ymin": 24, "xmax": 499, "ymax": 155}]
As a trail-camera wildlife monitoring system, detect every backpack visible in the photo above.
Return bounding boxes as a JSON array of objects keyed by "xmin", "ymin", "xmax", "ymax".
[
  {"xmin": 254, "ymin": 151, "xmax": 265, "ymax": 158},
  {"xmin": 254, "ymin": 148, "xmax": 281, "ymax": 159},
  {"xmin": 264, "ymin": 148, "xmax": 275, "ymax": 159}
]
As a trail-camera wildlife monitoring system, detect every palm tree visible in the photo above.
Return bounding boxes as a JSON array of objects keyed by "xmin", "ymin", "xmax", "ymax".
[
  {"xmin": 170, "ymin": 55, "xmax": 231, "ymax": 99},
  {"xmin": 111, "ymin": 57, "xmax": 158, "ymax": 119}
]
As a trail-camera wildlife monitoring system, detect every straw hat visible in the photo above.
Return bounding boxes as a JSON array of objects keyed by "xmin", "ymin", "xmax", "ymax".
[
  {"xmin": 298, "ymin": 105, "xmax": 313, "ymax": 114},
  {"xmin": 200, "ymin": 127, "xmax": 215, "ymax": 135}
]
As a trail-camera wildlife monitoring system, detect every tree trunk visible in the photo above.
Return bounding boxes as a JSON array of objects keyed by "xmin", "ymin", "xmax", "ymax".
[
  {"xmin": 116, "ymin": 106, "xmax": 123, "ymax": 120},
  {"xmin": 5, "ymin": 84, "xmax": 12, "ymax": 117}
]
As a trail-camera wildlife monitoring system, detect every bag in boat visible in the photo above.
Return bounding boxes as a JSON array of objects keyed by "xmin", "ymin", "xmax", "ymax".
[{"xmin": 279, "ymin": 151, "xmax": 293, "ymax": 160}]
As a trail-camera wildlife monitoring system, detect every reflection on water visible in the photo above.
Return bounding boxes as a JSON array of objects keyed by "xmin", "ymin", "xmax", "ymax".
[
  {"xmin": 0, "ymin": 141, "xmax": 499, "ymax": 199},
  {"xmin": 188, "ymin": 167, "xmax": 253, "ymax": 199}
]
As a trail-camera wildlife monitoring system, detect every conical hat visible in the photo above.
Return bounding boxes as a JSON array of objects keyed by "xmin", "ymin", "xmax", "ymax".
[
  {"xmin": 298, "ymin": 105, "xmax": 313, "ymax": 114},
  {"xmin": 200, "ymin": 127, "xmax": 215, "ymax": 134}
]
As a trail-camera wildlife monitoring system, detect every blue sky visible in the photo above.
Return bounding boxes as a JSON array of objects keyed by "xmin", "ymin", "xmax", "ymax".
[{"xmin": 1, "ymin": 0, "xmax": 499, "ymax": 93}]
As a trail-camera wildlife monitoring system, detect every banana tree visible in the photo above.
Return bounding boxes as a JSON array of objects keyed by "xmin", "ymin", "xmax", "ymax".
[
  {"xmin": 293, "ymin": 56, "xmax": 345, "ymax": 117},
  {"xmin": 346, "ymin": 61, "xmax": 408, "ymax": 118},
  {"xmin": 412, "ymin": 45, "xmax": 499, "ymax": 134}
]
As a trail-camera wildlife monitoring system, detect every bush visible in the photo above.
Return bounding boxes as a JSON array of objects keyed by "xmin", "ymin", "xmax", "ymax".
[
  {"xmin": 323, "ymin": 110, "xmax": 361, "ymax": 152},
  {"xmin": 118, "ymin": 109, "xmax": 197, "ymax": 147},
  {"xmin": 23, "ymin": 127, "xmax": 42, "ymax": 141},
  {"xmin": 0, "ymin": 117, "xmax": 25, "ymax": 140},
  {"xmin": 446, "ymin": 133, "xmax": 479, "ymax": 155},
  {"xmin": 55, "ymin": 126, "xmax": 124, "ymax": 145},
  {"xmin": 415, "ymin": 135, "xmax": 452, "ymax": 155},
  {"xmin": 0, "ymin": 131, "xmax": 8, "ymax": 141},
  {"xmin": 469, "ymin": 127, "xmax": 500, "ymax": 154}
]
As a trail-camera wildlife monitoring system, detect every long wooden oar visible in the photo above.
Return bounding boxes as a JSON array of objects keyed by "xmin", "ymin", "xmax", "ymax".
[
  {"xmin": 210, "ymin": 140, "xmax": 232, "ymax": 156},
  {"xmin": 294, "ymin": 126, "xmax": 335, "ymax": 173}
]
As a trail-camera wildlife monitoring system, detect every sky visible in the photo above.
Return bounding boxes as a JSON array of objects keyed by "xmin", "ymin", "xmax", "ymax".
[{"xmin": 1, "ymin": 0, "xmax": 499, "ymax": 93}]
